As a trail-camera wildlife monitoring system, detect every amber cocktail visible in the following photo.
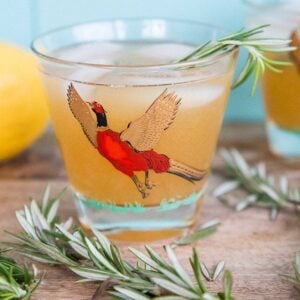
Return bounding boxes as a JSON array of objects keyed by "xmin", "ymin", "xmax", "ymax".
[
  {"xmin": 32, "ymin": 19, "xmax": 237, "ymax": 241},
  {"xmin": 262, "ymin": 51, "xmax": 300, "ymax": 158},
  {"xmin": 247, "ymin": 2, "xmax": 300, "ymax": 158}
]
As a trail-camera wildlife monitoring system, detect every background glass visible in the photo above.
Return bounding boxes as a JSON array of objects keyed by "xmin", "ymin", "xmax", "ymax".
[{"xmin": 247, "ymin": 0, "xmax": 300, "ymax": 158}]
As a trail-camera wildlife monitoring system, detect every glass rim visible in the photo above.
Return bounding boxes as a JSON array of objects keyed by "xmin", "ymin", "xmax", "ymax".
[{"xmin": 31, "ymin": 17, "xmax": 238, "ymax": 70}]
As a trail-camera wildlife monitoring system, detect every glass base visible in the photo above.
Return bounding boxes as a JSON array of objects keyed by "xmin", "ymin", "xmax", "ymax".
[
  {"xmin": 74, "ymin": 190, "xmax": 204, "ymax": 242},
  {"xmin": 266, "ymin": 121, "xmax": 300, "ymax": 159}
]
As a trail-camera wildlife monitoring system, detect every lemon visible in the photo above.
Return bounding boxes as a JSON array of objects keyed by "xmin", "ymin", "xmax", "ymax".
[{"xmin": 0, "ymin": 44, "xmax": 49, "ymax": 161}]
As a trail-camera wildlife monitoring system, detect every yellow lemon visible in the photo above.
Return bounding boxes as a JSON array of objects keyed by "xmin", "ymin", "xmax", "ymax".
[{"xmin": 0, "ymin": 44, "xmax": 49, "ymax": 161}]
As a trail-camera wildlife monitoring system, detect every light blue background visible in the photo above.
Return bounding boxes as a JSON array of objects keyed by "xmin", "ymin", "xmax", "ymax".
[{"xmin": 0, "ymin": 0, "xmax": 266, "ymax": 121}]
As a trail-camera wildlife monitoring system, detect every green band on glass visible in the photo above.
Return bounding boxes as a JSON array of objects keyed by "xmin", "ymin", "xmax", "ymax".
[{"xmin": 76, "ymin": 189, "xmax": 204, "ymax": 214}]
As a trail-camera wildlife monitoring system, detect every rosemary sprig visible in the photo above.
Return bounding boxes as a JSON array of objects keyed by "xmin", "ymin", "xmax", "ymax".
[
  {"xmin": 177, "ymin": 25, "xmax": 295, "ymax": 95},
  {"xmin": 281, "ymin": 252, "xmax": 300, "ymax": 292},
  {"xmin": 6, "ymin": 187, "xmax": 233, "ymax": 299},
  {"xmin": 0, "ymin": 249, "xmax": 40, "ymax": 300},
  {"xmin": 214, "ymin": 149, "xmax": 300, "ymax": 219}
]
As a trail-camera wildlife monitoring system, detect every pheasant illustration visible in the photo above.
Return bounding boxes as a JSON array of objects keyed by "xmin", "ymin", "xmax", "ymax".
[{"xmin": 67, "ymin": 84, "xmax": 205, "ymax": 198}]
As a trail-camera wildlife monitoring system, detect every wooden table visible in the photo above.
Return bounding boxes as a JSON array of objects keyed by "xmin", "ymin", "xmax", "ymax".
[{"xmin": 1, "ymin": 123, "xmax": 300, "ymax": 300}]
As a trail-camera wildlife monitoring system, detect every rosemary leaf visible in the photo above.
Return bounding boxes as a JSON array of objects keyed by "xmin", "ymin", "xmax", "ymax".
[
  {"xmin": 150, "ymin": 278, "xmax": 198, "ymax": 299},
  {"xmin": 176, "ymin": 226, "xmax": 217, "ymax": 246},
  {"xmin": 200, "ymin": 262, "xmax": 211, "ymax": 281},
  {"xmin": 213, "ymin": 261, "xmax": 226, "ymax": 281},
  {"xmin": 223, "ymin": 270, "xmax": 234, "ymax": 300},
  {"xmin": 281, "ymin": 252, "xmax": 300, "ymax": 290},
  {"xmin": 175, "ymin": 219, "xmax": 220, "ymax": 246}
]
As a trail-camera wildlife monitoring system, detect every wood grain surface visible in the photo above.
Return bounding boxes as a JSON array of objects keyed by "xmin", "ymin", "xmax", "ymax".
[{"xmin": 0, "ymin": 123, "xmax": 300, "ymax": 300}]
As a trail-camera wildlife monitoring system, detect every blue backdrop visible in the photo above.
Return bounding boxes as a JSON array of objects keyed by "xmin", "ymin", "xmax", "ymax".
[{"xmin": 0, "ymin": 0, "xmax": 265, "ymax": 121}]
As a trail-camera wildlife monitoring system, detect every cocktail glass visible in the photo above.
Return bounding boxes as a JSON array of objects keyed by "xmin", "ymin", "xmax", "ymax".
[
  {"xmin": 32, "ymin": 19, "xmax": 238, "ymax": 241},
  {"xmin": 247, "ymin": 1, "xmax": 300, "ymax": 158}
]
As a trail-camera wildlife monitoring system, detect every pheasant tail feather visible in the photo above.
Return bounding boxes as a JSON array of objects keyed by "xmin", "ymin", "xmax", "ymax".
[{"xmin": 167, "ymin": 159, "xmax": 206, "ymax": 183}]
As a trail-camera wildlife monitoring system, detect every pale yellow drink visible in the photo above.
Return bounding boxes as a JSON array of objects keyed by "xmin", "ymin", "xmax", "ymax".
[{"xmin": 41, "ymin": 40, "xmax": 236, "ymax": 241}]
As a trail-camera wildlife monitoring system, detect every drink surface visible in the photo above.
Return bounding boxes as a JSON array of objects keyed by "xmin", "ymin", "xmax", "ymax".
[
  {"xmin": 262, "ymin": 53, "xmax": 300, "ymax": 130},
  {"xmin": 43, "ymin": 41, "xmax": 233, "ymax": 207}
]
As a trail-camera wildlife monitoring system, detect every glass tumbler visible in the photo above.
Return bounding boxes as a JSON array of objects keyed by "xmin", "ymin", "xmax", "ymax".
[
  {"xmin": 247, "ymin": 0, "xmax": 300, "ymax": 158},
  {"xmin": 32, "ymin": 19, "xmax": 238, "ymax": 241}
]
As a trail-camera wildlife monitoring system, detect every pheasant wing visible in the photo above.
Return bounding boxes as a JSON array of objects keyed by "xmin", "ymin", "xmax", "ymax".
[
  {"xmin": 120, "ymin": 89, "xmax": 181, "ymax": 151},
  {"xmin": 67, "ymin": 84, "xmax": 98, "ymax": 147}
]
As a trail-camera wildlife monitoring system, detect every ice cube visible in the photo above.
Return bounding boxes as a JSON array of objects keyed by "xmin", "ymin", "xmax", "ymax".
[
  {"xmin": 56, "ymin": 41, "xmax": 123, "ymax": 65},
  {"xmin": 179, "ymin": 85, "xmax": 226, "ymax": 108},
  {"xmin": 133, "ymin": 43, "xmax": 194, "ymax": 64}
]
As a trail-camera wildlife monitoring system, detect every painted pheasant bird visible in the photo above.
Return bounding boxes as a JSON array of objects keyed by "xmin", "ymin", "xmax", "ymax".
[{"xmin": 67, "ymin": 84, "xmax": 205, "ymax": 198}]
